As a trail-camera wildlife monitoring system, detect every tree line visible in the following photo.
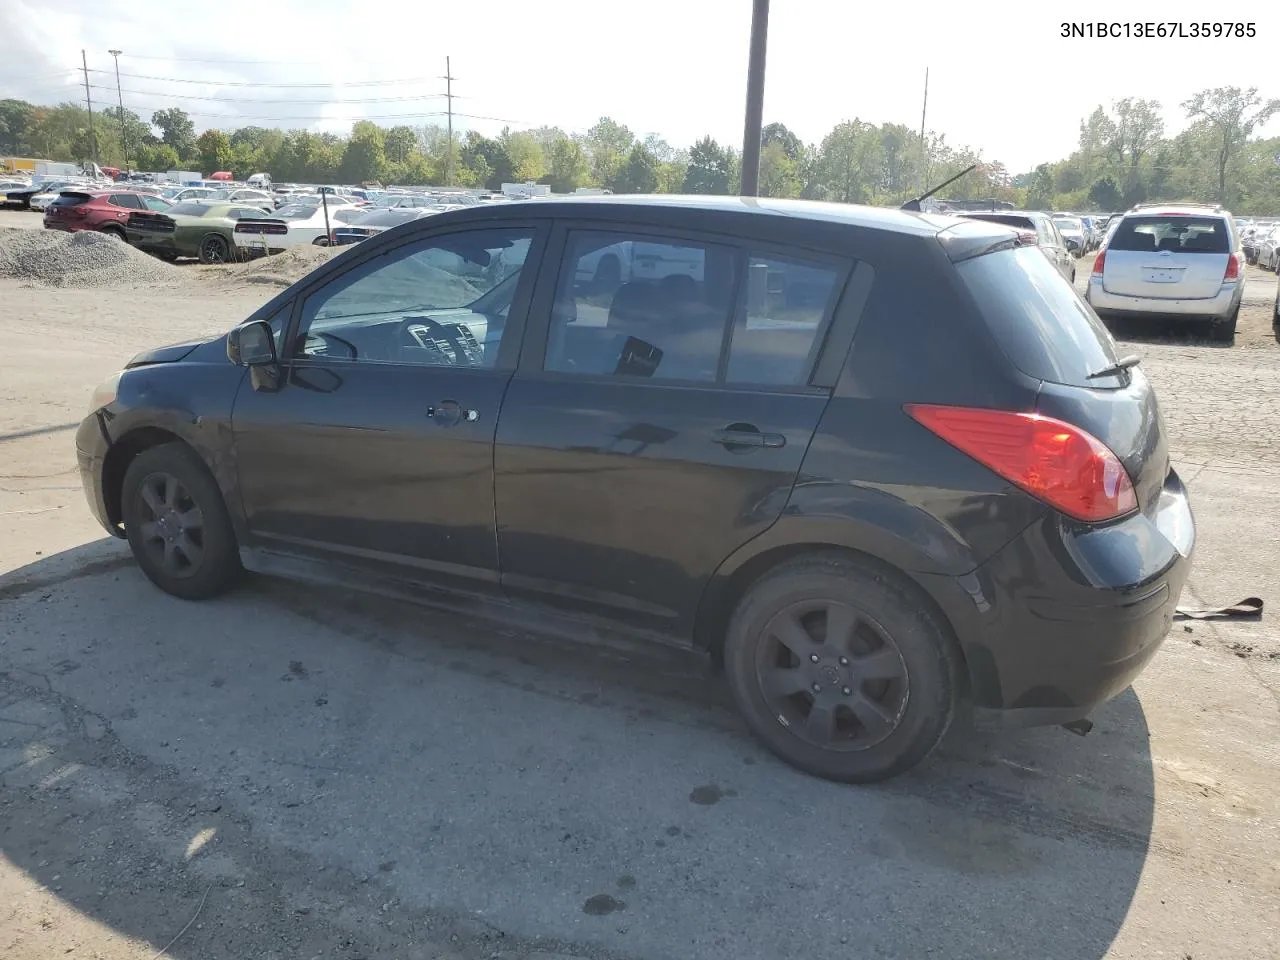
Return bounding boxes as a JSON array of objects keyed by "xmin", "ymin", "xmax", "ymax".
[{"xmin": 1, "ymin": 86, "xmax": 1277, "ymax": 212}]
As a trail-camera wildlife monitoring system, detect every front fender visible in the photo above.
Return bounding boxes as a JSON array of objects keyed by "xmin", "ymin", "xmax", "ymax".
[{"xmin": 104, "ymin": 359, "xmax": 246, "ymax": 529}]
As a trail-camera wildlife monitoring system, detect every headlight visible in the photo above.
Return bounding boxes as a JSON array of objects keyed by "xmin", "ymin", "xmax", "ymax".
[{"xmin": 89, "ymin": 371, "xmax": 122, "ymax": 412}]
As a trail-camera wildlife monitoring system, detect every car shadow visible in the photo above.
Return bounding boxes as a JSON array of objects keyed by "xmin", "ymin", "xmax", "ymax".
[
  {"xmin": 0, "ymin": 542, "xmax": 1155, "ymax": 960},
  {"xmin": 1103, "ymin": 315, "xmax": 1234, "ymax": 347}
]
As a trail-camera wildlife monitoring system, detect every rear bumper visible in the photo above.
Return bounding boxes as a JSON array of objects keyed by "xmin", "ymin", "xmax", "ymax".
[
  {"xmin": 1086, "ymin": 278, "xmax": 1240, "ymax": 319},
  {"xmin": 919, "ymin": 469, "xmax": 1195, "ymax": 728}
]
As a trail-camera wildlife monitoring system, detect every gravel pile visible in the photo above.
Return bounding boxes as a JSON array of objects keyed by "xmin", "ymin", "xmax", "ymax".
[
  {"xmin": 0, "ymin": 226, "xmax": 181, "ymax": 288},
  {"xmin": 216, "ymin": 245, "xmax": 339, "ymax": 287}
]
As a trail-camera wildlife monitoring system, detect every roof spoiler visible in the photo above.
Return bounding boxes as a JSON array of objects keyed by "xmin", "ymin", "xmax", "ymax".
[{"xmin": 901, "ymin": 164, "xmax": 978, "ymax": 213}]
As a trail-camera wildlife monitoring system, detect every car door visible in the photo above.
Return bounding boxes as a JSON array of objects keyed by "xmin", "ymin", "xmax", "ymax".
[
  {"xmin": 493, "ymin": 223, "xmax": 854, "ymax": 638},
  {"xmin": 231, "ymin": 221, "xmax": 547, "ymax": 591}
]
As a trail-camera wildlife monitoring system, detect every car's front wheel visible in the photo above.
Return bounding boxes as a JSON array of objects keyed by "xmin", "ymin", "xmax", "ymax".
[
  {"xmin": 723, "ymin": 553, "xmax": 960, "ymax": 783},
  {"xmin": 121, "ymin": 443, "xmax": 242, "ymax": 600}
]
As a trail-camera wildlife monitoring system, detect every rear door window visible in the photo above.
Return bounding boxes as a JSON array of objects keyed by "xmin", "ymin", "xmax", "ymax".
[
  {"xmin": 1110, "ymin": 216, "xmax": 1229, "ymax": 254},
  {"xmin": 726, "ymin": 255, "xmax": 839, "ymax": 386},
  {"xmin": 110, "ymin": 194, "xmax": 144, "ymax": 209},
  {"xmin": 957, "ymin": 246, "xmax": 1122, "ymax": 388}
]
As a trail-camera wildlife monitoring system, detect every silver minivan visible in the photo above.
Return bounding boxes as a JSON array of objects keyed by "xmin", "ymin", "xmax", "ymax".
[{"xmin": 1086, "ymin": 203, "xmax": 1243, "ymax": 341}]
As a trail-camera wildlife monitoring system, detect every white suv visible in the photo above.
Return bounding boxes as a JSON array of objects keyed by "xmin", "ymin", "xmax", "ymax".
[{"xmin": 1085, "ymin": 203, "xmax": 1244, "ymax": 342}]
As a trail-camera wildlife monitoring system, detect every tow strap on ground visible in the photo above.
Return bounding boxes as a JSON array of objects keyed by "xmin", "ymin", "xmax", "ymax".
[{"xmin": 1173, "ymin": 597, "xmax": 1264, "ymax": 621}]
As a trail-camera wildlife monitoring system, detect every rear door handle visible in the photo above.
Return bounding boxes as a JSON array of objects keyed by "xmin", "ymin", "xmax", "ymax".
[{"xmin": 713, "ymin": 426, "xmax": 786, "ymax": 450}]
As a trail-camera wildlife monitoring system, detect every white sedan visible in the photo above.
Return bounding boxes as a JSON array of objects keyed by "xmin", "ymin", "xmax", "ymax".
[{"xmin": 231, "ymin": 202, "xmax": 368, "ymax": 252}]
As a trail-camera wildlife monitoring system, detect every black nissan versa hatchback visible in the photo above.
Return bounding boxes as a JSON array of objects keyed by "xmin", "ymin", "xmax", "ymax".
[{"xmin": 76, "ymin": 196, "xmax": 1195, "ymax": 782}]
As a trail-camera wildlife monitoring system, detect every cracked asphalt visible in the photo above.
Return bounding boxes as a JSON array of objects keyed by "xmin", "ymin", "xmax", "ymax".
[{"xmin": 1, "ymin": 211, "xmax": 1278, "ymax": 959}]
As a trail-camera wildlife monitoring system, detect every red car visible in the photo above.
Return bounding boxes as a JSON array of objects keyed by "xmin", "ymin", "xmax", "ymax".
[{"xmin": 43, "ymin": 189, "xmax": 172, "ymax": 238}]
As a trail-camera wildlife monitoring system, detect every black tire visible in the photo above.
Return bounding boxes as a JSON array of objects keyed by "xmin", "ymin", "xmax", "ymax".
[
  {"xmin": 198, "ymin": 233, "xmax": 231, "ymax": 264},
  {"xmin": 1211, "ymin": 306, "xmax": 1239, "ymax": 343},
  {"xmin": 121, "ymin": 443, "xmax": 242, "ymax": 600},
  {"xmin": 722, "ymin": 553, "xmax": 961, "ymax": 783},
  {"xmin": 1272, "ymin": 289, "xmax": 1278, "ymax": 328},
  {"xmin": 99, "ymin": 225, "xmax": 126, "ymax": 240}
]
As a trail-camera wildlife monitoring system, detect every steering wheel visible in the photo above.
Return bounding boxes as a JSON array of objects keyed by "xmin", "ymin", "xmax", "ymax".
[{"xmin": 398, "ymin": 316, "xmax": 473, "ymax": 367}]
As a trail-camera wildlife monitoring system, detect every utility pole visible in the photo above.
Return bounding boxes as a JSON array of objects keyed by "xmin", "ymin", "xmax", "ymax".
[
  {"xmin": 739, "ymin": 0, "xmax": 769, "ymax": 196},
  {"xmin": 108, "ymin": 49, "xmax": 127, "ymax": 169},
  {"xmin": 443, "ymin": 56, "xmax": 456, "ymax": 186},
  {"xmin": 81, "ymin": 50, "xmax": 99, "ymax": 166},
  {"xmin": 918, "ymin": 68, "xmax": 929, "ymax": 193}
]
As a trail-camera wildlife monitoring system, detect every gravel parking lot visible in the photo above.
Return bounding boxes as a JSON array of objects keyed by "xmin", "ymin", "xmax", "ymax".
[{"xmin": 1, "ymin": 207, "xmax": 1278, "ymax": 960}]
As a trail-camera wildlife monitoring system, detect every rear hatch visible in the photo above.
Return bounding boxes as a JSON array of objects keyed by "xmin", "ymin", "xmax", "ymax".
[
  {"xmin": 955, "ymin": 244, "xmax": 1169, "ymax": 514},
  {"xmin": 1103, "ymin": 214, "xmax": 1231, "ymax": 300},
  {"xmin": 45, "ymin": 192, "xmax": 95, "ymax": 219}
]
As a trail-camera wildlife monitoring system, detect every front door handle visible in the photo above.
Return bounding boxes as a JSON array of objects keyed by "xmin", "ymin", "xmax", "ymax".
[
  {"xmin": 713, "ymin": 424, "xmax": 786, "ymax": 450},
  {"xmin": 427, "ymin": 400, "xmax": 479, "ymax": 427}
]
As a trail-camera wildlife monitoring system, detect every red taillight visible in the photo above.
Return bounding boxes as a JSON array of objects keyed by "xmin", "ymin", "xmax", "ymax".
[
  {"xmin": 1224, "ymin": 252, "xmax": 1240, "ymax": 280},
  {"xmin": 904, "ymin": 405, "xmax": 1137, "ymax": 522},
  {"xmin": 1091, "ymin": 249, "xmax": 1106, "ymax": 275}
]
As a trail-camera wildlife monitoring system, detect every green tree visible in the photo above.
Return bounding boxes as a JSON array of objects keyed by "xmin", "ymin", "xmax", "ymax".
[
  {"xmin": 0, "ymin": 98, "xmax": 34, "ymax": 154},
  {"xmin": 461, "ymin": 132, "xmax": 512, "ymax": 189},
  {"xmin": 811, "ymin": 120, "xmax": 882, "ymax": 203},
  {"xmin": 613, "ymin": 144, "xmax": 658, "ymax": 193},
  {"xmin": 583, "ymin": 117, "xmax": 635, "ymax": 187},
  {"xmin": 384, "ymin": 125, "xmax": 418, "ymax": 164},
  {"xmin": 340, "ymin": 121, "xmax": 386, "ymax": 184},
  {"xmin": 1026, "ymin": 163, "xmax": 1055, "ymax": 209},
  {"xmin": 502, "ymin": 129, "xmax": 546, "ymax": 182},
  {"xmin": 1182, "ymin": 86, "xmax": 1280, "ymax": 203},
  {"xmin": 134, "ymin": 141, "xmax": 179, "ymax": 173},
  {"xmin": 682, "ymin": 136, "xmax": 733, "ymax": 194},
  {"xmin": 196, "ymin": 129, "xmax": 232, "ymax": 173},
  {"xmin": 544, "ymin": 135, "xmax": 590, "ymax": 192},
  {"xmin": 762, "ymin": 121, "xmax": 803, "ymax": 162},
  {"xmin": 151, "ymin": 108, "xmax": 196, "ymax": 161},
  {"xmin": 758, "ymin": 142, "xmax": 800, "ymax": 197}
]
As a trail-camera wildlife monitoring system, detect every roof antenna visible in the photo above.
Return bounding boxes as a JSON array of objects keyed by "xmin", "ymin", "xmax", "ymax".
[{"xmin": 901, "ymin": 164, "xmax": 978, "ymax": 212}]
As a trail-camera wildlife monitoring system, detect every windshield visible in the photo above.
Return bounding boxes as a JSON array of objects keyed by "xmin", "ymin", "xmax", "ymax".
[
  {"xmin": 957, "ymin": 245, "xmax": 1121, "ymax": 388},
  {"xmin": 1054, "ymin": 218, "xmax": 1082, "ymax": 232},
  {"xmin": 169, "ymin": 202, "xmax": 211, "ymax": 216}
]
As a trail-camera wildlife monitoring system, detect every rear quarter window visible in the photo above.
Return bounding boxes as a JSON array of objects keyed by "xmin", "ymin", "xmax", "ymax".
[
  {"xmin": 1109, "ymin": 216, "xmax": 1229, "ymax": 254},
  {"xmin": 957, "ymin": 246, "xmax": 1122, "ymax": 388}
]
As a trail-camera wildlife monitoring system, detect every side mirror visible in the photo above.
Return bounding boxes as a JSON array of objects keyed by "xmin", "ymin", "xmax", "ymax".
[{"xmin": 227, "ymin": 319, "xmax": 277, "ymax": 366}]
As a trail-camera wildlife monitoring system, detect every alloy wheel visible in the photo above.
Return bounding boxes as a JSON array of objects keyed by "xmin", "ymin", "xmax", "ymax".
[
  {"xmin": 202, "ymin": 236, "xmax": 229, "ymax": 263},
  {"xmin": 754, "ymin": 599, "xmax": 909, "ymax": 751},
  {"xmin": 135, "ymin": 471, "xmax": 205, "ymax": 578}
]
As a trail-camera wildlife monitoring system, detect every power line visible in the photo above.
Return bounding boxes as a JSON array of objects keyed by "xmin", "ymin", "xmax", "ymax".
[
  {"xmin": 85, "ymin": 83, "xmax": 453, "ymax": 105},
  {"xmin": 120, "ymin": 54, "xmax": 324, "ymax": 65},
  {"xmin": 85, "ymin": 68, "xmax": 440, "ymax": 88}
]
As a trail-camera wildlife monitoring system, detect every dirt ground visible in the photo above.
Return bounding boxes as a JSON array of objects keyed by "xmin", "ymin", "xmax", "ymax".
[{"xmin": 1, "ymin": 207, "xmax": 1278, "ymax": 960}]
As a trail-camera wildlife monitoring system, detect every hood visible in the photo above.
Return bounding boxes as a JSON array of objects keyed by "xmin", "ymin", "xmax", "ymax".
[{"xmin": 125, "ymin": 336, "xmax": 214, "ymax": 368}]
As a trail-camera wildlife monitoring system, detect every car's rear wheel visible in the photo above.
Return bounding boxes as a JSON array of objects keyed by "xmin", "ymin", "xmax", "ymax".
[
  {"xmin": 1211, "ymin": 306, "xmax": 1239, "ymax": 343},
  {"xmin": 722, "ymin": 553, "xmax": 960, "ymax": 783},
  {"xmin": 121, "ymin": 443, "xmax": 242, "ymax": 600},
  {"xmin": 199, "ymin": 234, "xmax": 232, "ymax": 264},
  {"xmin": 99, "ymin": 225, "xmax": 126, "ymax": 240}
]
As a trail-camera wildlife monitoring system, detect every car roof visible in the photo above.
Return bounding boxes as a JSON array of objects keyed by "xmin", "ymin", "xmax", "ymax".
[
  {"xmin": 1121, "ymin": 205, "xmax": 1229, "ymax": 218},
  {"xmin": 489, "ymin": 194, "xmax": 957, "ymax": 238}
]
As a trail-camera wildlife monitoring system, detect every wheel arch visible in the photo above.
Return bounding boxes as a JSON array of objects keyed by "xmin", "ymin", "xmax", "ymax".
[
  {"xmin": 101, "ymin": 426, "xmax": 189, "ymax": 527},
  {"xmin": 693, "ymin": 538, "xmax": 974, "ymax": 704}
]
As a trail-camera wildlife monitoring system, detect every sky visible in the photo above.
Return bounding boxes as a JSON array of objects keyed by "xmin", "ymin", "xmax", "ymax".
[{"xmin": 2, "ymin": 0, "xmax": 1279, "ymax": 174}]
